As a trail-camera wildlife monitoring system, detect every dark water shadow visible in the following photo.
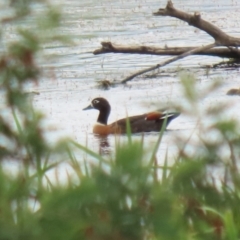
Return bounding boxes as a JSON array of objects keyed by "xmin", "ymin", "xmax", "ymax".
[{"xmin": 94, "ymin": 134, "xmax": 111, "ymax": 156}]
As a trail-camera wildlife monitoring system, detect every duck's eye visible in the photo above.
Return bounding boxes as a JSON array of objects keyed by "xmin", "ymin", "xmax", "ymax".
[{"xmin": 93, "ymin": 100, "xmax": 99, "ymax": 105}]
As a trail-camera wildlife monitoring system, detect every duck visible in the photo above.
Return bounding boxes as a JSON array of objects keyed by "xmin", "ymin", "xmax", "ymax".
[{"xmin": 83, "ymin": 97, "xmax": 180, "ymax": 135}]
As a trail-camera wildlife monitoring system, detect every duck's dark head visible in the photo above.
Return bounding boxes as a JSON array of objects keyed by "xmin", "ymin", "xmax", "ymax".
[{"xmin": 83, "ymin": 97, "xmax": 111, "ymax": 125}]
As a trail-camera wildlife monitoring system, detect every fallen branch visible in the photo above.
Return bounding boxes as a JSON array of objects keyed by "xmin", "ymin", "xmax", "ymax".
[
  {"xmin": 94, "ymin": 42, "xmax": 240, "ymax": 59},
  {"xmin": 153, "ymin": 1, "xmax": 240, "ymax": 46},
  {"xmin": 121, "ymin": 43, "xmax": 215, "ymax": 84}
]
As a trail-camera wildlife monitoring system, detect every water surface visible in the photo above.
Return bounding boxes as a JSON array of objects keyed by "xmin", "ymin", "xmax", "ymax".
[{"xmin": 3, "ymin": 0, "xmax": 240, "ymax": 181}]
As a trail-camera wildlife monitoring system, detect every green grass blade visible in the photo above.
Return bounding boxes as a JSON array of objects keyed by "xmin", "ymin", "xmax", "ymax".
[
  {"xmin": 148, "ymin": 116, "xmax": 167, "ymax": 167},
  {"xmin": 125, "ymin": 115, "xmax": 132, "ymax": 145},
  {"xmin": 70, "ymin": 140, "xmax": 108, "ymax": 164},
  {"xmin": 162, "ymin": 148, "xmax": 168, "ymax": 183}
]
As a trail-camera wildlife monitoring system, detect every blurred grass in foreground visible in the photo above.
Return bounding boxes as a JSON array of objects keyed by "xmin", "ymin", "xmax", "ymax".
[{"xmin": 1, "ymin": 1, "xmax": 240, "ymax": 240}]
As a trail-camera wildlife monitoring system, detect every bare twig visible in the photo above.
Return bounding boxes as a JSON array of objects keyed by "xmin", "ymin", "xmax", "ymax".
[{"xmin": 121, "ymin": 43, "xmax": 215, "ymax": 84}]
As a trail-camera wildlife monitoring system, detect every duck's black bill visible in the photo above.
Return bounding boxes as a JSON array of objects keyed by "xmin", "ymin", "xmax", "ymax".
[{"xmin": 83, "ymin": 104, "xmax": 93, "ymax": 111}]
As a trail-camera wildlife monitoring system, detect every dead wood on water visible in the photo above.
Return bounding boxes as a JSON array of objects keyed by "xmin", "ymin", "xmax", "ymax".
[
  {"xmin": 94, "ymin": 42, "xmax": 240, "ymax": 59},
  {"xmin": 93, "ymin": 1, "xmax": 240, "ymax": 84}
]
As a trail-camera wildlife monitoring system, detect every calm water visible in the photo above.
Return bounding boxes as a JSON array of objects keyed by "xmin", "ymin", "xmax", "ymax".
[{"xmin": 2, "ymin": 0, "xmax": 240, "ymax": 182}]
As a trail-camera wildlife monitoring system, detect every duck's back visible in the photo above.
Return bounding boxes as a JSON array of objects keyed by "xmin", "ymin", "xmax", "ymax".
[{"xmin": 109, "ymin": 112, "xmax": 180, "ymax": 133}]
